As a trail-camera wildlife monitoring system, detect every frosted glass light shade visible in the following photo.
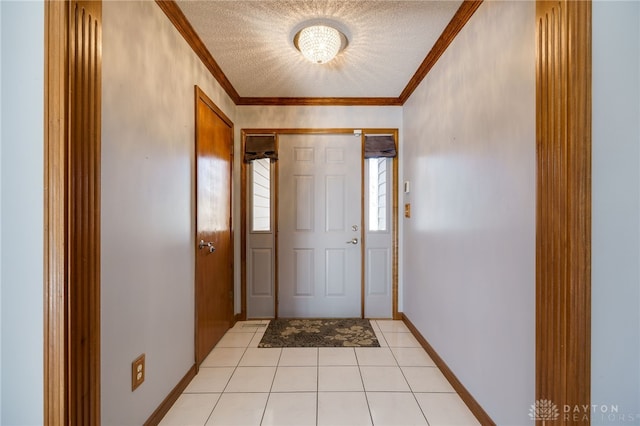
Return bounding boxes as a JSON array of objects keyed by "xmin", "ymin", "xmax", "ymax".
[{"xmin": 296, "ymin": 25, "xmax": 342, "ymax": 64}]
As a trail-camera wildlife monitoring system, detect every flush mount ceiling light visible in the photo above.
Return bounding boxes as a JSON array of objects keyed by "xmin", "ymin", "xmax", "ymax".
[{"xmin": 293, "ymin": 22, "xmax": 349, "ymax": 64}]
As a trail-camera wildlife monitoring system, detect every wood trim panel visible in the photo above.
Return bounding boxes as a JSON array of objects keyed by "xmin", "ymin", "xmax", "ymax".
[
  {"xmin": 236, "ymin": 97, "xmax": 402, "ymax": 107},
  {"xmin": 45, "ymin": 1, "xmax": 102, "ymax": 424},
  {"xmin": 273, "ymin": 135, "xmax": 280, "ymax": 319},
  {"xmin": 156, "ymin": 1, "xmax": 241, "ymax": 103},
  {"xmin": 240, "ymin": 133, "xmax": 248, "ymax": 321},
  {"xmin": 244, "ymin": 128, "xmax": 361, "ymax": 136},
  {"xmin": 360, "ymin": 134, "xmax": 366, "ymax": 318},
  {"xmin": 69, "ymin": 2, "xmax": 102, "ymax": 423},
  {"xmin": 399, "ymin": 0, "xmax": 483, "ymax": 103},
  {"xmin": 195, "ymin": 85, "xmax": 234, "ymax": 128},
  {"xmin": 535, "ymin": 1, "xmax": 592, "ymax": 422},
  {"xmin": 44, "ymin": 2, "xmax": 69, "ymax": 424},
  {"xmin": 401, "ymin": 313, "xmax": 496, "ymax": 425},
  {"xmin": 391, "ymin": 130, "xmax": 400, "ymax": 320},
  {"xmin": 143, "ymin": 364, "xmax": 197, "ymax": 426}
]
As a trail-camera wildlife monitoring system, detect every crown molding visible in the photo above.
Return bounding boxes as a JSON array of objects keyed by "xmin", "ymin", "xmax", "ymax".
[
  {"xmin": 156, "ymin": 0, "xmax": 482, "ymax": 107},
  {"xmin": 236, "ymin": 97, "xmax": 403, "ymax": 107},
  {"xmin": 399, "ymin": 0, "xmax": 483, "ymax": 103},
  {"xmin": 155, "ymin": 0, "xmax": 241, "ymax": 104}
]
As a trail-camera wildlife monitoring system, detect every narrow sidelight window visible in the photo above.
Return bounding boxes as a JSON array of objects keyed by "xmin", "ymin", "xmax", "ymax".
[
  {"xmin": 251, "ymin": 158, "xmax": 271, "ymax": 232},
  {"xmin": 367, "ymin": 157, "xmax": 389, "ymax": 232}
]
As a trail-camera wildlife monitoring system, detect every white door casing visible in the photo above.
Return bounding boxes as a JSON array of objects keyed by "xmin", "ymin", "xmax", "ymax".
[{"xmin": 278, "ymin": 134, "xmax": 362, "ymax": 318}]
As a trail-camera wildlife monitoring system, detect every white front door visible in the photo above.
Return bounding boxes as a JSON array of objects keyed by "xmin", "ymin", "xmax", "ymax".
[{"xmin": 278, "ymin": 133, "xmax": 362, "ymax": 318}]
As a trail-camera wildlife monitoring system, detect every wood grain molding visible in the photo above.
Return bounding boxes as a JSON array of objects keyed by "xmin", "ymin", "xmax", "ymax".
[
  {"xmin": 236, "ymin": 97, "xmax": 402, "ymax": 107},
  {"xmin": 45, "ymin": 1, "xmax": 102, "ymax": 424},
  {"xmin": 401, "ymin": 313, "xmax": 496, "ymax": 425},
  {"xmin": 392, "ymin": 145, "xmax": 400, "ymax": 320},
  {"xmin": 143, "ymin": 364, "xmax": 197, "ymax": 426},
  {"xmin": 154, "ymin": 1, "xmax": 481, "ymax": 107},
  {"xmin": 44, "ymin": 2, "xmax": 68, "ymax": 424},
  {"xmin": 239, "ymin": 131, "xmax": 249, "ymax": 321},
  {"xmin": 69, "ymin": 1, "xmax": 103, "ymax": 423},
  {"xmin": 243, "ymin": 128, "xmax": 363, "ymax": 136},
  {"xmin": 155, "ymin": 1, "xmax": 241, "ymax": 103},
  {"xmin": 360, "ymin": 140, "xmax": 366, "ymax": 319},
  {"xmin": 535, "ymin": 1, "xmax": 592, "ymax": 423},
  {"xmin": 398, "ymin": 0, "xmax": 483, "ymax": 104}
]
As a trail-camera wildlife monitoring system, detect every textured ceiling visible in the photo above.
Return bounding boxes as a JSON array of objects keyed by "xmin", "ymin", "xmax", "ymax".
[{"xmin": 176, "ymin": 1, "xmax": 463, "ymax": 99}]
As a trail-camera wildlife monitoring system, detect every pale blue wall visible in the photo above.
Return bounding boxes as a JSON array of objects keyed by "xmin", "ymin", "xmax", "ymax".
[
  {"xmin": 401, "ymin": 1, "xmax": 536, "ymax": 424},
  {"xmin": 0, "ymin": 1, "xmax": 45, "ymax": 425},
  {"xmin": 0, "ymin": 1, "xmax": 3, "ymax": 420},
  {"xmin": 591, "ymin": 2, "xmax": 640, "ymax": 424},
  {"xmin": 101, "ymin": 2, "xmax": 236, "ymax": 424}
]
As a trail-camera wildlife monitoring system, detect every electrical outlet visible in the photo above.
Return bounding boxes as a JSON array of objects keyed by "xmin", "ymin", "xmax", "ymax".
[{"xmin": 131, "ymin": 354, "xmax": 145, "ymax": 391}]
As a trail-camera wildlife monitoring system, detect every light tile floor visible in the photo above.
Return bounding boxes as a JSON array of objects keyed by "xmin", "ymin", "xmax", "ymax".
[{"xmin": 160, "ymin": 320, "xmax": 480, "ymax": 426}]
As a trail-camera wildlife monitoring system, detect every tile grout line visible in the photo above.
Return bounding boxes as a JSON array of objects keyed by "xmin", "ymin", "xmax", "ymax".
[
  {"xmin": 201, "ymin": 329, "xmax": 255, "ymax": 426},
  {"xmin": 258, "ymin": 342, "xmax": 283, "ymax": 426},
  {"xmin": 173, "ymin": 320, "xmax": 454, "ymax": 426},
  {"xmin": 316, "ymin": 348, "xmax": 319, "ymax": 426},
  {"xmin": 393, "ymin": 345, "xmax": 432, "ymax": 426},
  {"xmin": 385, "ymin": 323, "xmax": 460, "ymax": 424},
  {"xmin": 359, "ymin": 322, "xmax": 376, "ymax": 426},
  {"xmin": 369, "ymin": 320, "xmax": 434, "ymax": 425}
]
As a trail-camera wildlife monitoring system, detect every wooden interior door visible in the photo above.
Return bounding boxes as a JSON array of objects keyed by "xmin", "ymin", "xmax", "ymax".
[{"xmin": 195, "ymin": 86, "xmax": 234, "ymax": 365}]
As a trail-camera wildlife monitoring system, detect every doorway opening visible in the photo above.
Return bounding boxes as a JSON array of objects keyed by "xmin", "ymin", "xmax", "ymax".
[{"xmin": 240, "ymin": 129, "xmax": 399, "ymax": 320}]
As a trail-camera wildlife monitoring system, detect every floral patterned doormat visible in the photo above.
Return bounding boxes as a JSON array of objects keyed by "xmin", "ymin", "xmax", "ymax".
[{"xmin": 258, "ymin": 318, "xmax": 380, "ymax": 348}]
